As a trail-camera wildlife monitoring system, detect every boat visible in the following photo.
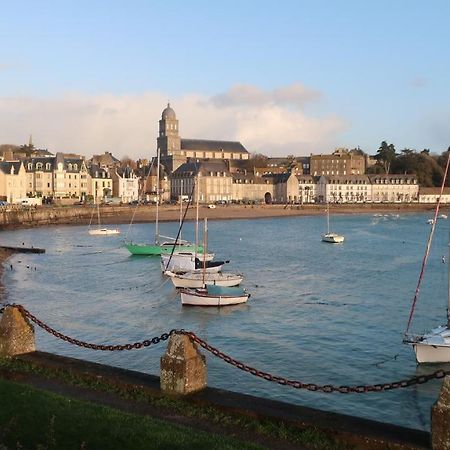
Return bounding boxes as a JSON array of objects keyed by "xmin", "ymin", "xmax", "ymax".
[
  {"xmin": 179, "ymin": 218, "xmax": 249, "ymax": 306},
  {"xmin": 321, "ymin": 203, "xmax": 344, "ymax": 243},
  {"xmin": 166, "ymin": 271, "xmax": 243, "ymax": 288},
  {"xmin": 88, "ymin": 204, "xmax": 120, "ymax": 236},
  {"xmin": 161, "ymin": 253, "xmax": 224, "ymax": 274},
  {"xmin": 440, "ymin": 214, "xmax": 448, "ymax": 219},
  {"xmin": 404, "ymin": 151, "xmax": 450, "ymax": 363},
  {"xmin": 124, "ymin": 149, "xmax": 202, "ymax": 255},
  {"xmin": 180, "ymin": 284, "xmax": 250, "ymax": 306}
]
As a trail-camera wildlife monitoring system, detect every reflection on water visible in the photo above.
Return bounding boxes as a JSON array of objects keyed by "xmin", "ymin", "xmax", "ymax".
[{"xmin": 1, "ymin": 212, "xmax": 449, "ymax": 431}]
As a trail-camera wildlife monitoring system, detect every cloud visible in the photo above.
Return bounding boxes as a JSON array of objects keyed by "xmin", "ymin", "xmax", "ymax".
[
  {"xmin": 411, "ymin": 76, "xmax": 428, "ymax": 88},
  {"xmin": 0, "ymin": 85, "xmax": 347, "ymax": 159},
  {"xmin": 211, "ymin": 83, "xmax": 322, "ymax": 108}
]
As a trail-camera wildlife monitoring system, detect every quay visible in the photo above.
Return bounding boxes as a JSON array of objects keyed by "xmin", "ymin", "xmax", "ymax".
[{"xmin": 0, "ymin": 245, "xmax": 45, "ymax": 254}]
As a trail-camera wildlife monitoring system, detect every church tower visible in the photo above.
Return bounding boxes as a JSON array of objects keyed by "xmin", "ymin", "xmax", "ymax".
[{"xmin": 157, "ymin": 103, "xmax": 181, "ymax": 158}]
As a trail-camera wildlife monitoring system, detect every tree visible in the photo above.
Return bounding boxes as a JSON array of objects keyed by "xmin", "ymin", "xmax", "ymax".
[
  {"xmin": 375, "ymin": 141, "xmax": 397, "ymax": 174},
  {"xmin": 120, "ymin": 156, "xmax": 137, "ymax": 170}
]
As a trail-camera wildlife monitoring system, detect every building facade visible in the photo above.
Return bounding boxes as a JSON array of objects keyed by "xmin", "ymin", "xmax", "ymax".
[
  {"xmin": 0, "ymin": 161, "xmax": 27, "ymax": 203},
  {"xmin": 310, "ymin": 149, "xmax": 366, "ymax": 177}
]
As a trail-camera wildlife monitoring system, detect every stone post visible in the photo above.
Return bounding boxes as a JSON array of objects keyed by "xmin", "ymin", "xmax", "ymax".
[
  {"xmin": 160, "ymin": 334, "xmax": 206, "ymax": 395},
  {"xmin": 0, "ymin": 306, "xmax": 35, "ymax": 356},
  {"xmin": 432, "ymin": 375, "xmax": 450, "ymax": 449}
]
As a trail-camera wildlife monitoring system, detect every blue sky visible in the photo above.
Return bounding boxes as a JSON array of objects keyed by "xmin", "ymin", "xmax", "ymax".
[{"xmin": 1, "ymin": 0, "xmax": 449, "ymax": 158}]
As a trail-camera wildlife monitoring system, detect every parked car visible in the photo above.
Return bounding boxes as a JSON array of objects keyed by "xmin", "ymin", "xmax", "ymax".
[{"xmin": 207, "ymin": 204, "xmax": 216, "ymax": 209}]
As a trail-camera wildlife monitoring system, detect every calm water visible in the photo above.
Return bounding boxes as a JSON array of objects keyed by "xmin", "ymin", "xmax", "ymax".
[{"xmin": 2, "ymin": 212, "xmax": 450, "ymax": 431}]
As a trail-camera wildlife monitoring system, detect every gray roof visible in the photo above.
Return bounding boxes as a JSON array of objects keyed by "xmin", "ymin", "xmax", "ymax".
[
  {"xmin": 24, "ymin": 157, "xmax": 56, "ymax": 172},
  {"xmin": 0, "ymin": 161, "xmax": 22, "ymax": 174},
  {"xmin": 172, "ymin": 160, "xmax": 230, "ymax": 178},
  {"xmin": 181, "ymin": 139, "xmax": 248, "ymax": 154}
]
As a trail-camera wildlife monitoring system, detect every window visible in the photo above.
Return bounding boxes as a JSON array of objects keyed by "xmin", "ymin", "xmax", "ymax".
[
  {"xmin": 46, "ymin": 163, "xmax": 51, "ymax": 170},
  {"xmin": 28, "ymin": 163, "xmax": 33, "ymax": 170},
  {"xmin": 36, "ymin": 163, "xmax": 43, "ymax": 170}
]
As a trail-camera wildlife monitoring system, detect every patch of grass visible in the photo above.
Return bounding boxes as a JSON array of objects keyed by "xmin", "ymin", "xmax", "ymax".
[
  {"xmin": 0, "ymin": 379, "xmax": 262, "ymax": 450},
  {"xmin": 0, "ymin": 357, "xmax": 345, "ymax": 449}
]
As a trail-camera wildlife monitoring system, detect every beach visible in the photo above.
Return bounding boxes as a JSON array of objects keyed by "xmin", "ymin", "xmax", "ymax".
[{"xmin": 98, "ymin": 202, "xmax": 438, "ymax": 225}]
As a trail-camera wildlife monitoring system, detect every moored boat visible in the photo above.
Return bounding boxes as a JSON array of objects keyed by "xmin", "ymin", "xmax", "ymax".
[
  {"xmin": 180, "ymin": 285, "xmax": 250, "ymax": 306},
  {"xmin": 166, "ymin": 271, "xmax": 243, "ymax": 288}
]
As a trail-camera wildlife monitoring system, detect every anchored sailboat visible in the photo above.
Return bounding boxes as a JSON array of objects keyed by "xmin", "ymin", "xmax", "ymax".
[
  {"xmin": 124, "ymin": 149, "xmax": 202, "ymax": 255},
  {"xmin": 321, "ymin": 203, "xmax": 344, "ymax": 243},
  {"xmin": 88, "ymin": 203, "xmax": 120, "ymax": 236},
  {"xmin": 404, "ymin": 150, "xmax": 450, "ymax": 363}
]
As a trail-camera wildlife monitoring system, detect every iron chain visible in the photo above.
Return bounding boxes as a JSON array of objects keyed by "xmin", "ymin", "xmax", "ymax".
[
  {"xmin": 3, "ymin": 304, "xmax": 450, "ymax": 393},
  {"xmin": 182, "ymin": 331, "xmax": 450, "ymax": 394},
  {"xmin": 5, "ymin": 304, "xmax": 175, "ymax": 351}
]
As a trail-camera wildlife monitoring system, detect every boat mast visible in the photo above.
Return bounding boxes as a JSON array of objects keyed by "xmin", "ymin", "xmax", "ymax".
[
  {"xmin": 155, "ymin": 147, "xmax": 160, "ymax": 244},
  {"xmin": 448, "ymin": 232, "xmax": 450, "ymax": 328},
  {"xmin": 195, "ymin": 175, "xmax": 199, "ymax": 258},
  {"xmin": 179, "ymin": 179, "xmax": 183, "ymax": 243},
  {"xmin": 326, "ymin": 203, "xmax": 330, "ymax": 234},
  {"xmin": 97, "ymin": 202, "xmax": 101, "ymax": 228},
  {"xmin": 202, "ymin": 218, "xmax": 207, "ymax": 287}
]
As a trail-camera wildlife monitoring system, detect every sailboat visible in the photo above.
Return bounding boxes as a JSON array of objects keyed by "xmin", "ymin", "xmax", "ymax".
[
  {"xmin": 404, "ymin": 151, "xmax": 450, "ymax": 363},
  {"xmin": 88, "ymin": 203, "xmax": 120, "ymax": 236},
  {"xmin": 321, "ymin": 203, "xmax": 344, "ymax": 243},
  {"xmin": 179, "ymin": 218, "xmax": 249, "ymax": 306},
  {"xmin": 124, "ymin": 150, "xmax": 202, "ymax": 255}
]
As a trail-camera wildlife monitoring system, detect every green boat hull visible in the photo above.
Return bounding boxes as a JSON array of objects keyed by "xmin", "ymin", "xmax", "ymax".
[{"xmin": 125, "ymin": 243, "xmax": 204, "ymax": 256}]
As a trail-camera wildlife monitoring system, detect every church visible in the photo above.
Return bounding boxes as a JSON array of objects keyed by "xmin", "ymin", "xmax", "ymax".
[{"xmin": 156, "ymin": 104, "xmax": 250, "ymax": 174}]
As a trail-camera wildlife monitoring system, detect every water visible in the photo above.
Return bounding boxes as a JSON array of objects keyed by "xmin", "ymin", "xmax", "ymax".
[{"xmin": 2, "ymin": 212, "xmax": 449, "ymax": 431}]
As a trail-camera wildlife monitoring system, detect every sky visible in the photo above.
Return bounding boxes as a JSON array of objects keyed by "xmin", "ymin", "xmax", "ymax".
[{"xmin": 0, "ymin": 0, "xmax": 449, "ymax": 160}]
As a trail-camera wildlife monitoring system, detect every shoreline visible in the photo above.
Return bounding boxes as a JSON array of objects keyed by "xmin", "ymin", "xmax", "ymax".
[{"xmin": 95, "ymin": 202, "xmax": 439, "ymax": 226}]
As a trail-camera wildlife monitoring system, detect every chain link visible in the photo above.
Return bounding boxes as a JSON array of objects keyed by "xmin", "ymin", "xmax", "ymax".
[
  {"xmin": 182, "ymin": 331, "xmax": 450, "ymax": 394},
  {"xmin": 3, "ymin": 304, "xmax": 450, "ymax": 393},
  {"xmin": 5, "ymin": 304, "xmax": 175, "ymax": 351}
]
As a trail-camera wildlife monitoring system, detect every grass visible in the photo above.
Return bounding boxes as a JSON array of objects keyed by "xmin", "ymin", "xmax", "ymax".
[
  {"xmin": 0, "ymin": 379, "xmax": 263, "ymax": 450},
  {"xmin": 0, "ymin": 357, "xmax": 345, "ymax": 449}
]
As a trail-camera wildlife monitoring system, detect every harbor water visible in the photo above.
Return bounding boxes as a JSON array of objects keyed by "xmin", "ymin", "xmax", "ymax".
[{"xmin": 2, "ymin": 211, "xmax": 450, "ymax": 431}]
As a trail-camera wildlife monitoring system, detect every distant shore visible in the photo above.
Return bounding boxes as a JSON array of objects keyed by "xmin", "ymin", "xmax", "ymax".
[
  {"xmin": 0, "ymin": 202, "xmax": 441, "ymax": 232},
  {"xmin": 98, "ymin": 202, "xmax": 439, "ymax": 226}
]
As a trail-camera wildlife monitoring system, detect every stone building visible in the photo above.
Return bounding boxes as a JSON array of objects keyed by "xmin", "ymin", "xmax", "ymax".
[
  {"xmin": 157, "ymin": 104, "xmax": 249, "ymax": 173},
  {"xmin": 25, "ymin": 157, "xmax": 55, "ymax": 199},
  {"xmin": 89, "ymin": 165, "xmax": 113, "ymax": 203},
  {"xmin": 271, "ymin": 173, "xmax": 316, "ymax": 204},
  {"xmin": 53, "ymin": 153, "xmax": 89, "ymax": 200},
  {"xmin": 0, "ymin": 161, "xmax": 27, "ymax": 203},
  {"xmin": 231, "ymin": 172, "xmax": 273, "ymax": 203},
  {"xmin": 367, "ymin": 174, "xmax": 418, "ymax": 203},
  {"xmin": 111, "ymin": 166, "xmax": 139, "ymax": 203},
  {"xmin": 419, "ymin": 187, "xmax": 450, "ymax": 203},
  {"xmin": 171, "ymin": 160, "xmax": 233, "ymax": 203},
  {"xmin": 317, "ymin": 175, "xmax": 371, "ymax": 203},
  {"xmin": 310, "ymin": 148, "xmax": 365, "ymax": 177}
]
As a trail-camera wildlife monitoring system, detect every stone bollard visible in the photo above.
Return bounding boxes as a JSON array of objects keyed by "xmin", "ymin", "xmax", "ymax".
[
  {"xmin": 160, "ymin": 334, "xmax": 206, "ymax": 395},
  {"xmin": 0, "ymin": 306, "xmax": 35, "ymax": 357},
  {"xmin": 432, "ymin": 375, "xmax": 450, "ymax": 449}
]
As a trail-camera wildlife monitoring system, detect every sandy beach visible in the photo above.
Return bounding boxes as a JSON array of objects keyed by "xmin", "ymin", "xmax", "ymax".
[{"xmin": 97, "ymin": 202, "xmax": 438, "ymax": 226}]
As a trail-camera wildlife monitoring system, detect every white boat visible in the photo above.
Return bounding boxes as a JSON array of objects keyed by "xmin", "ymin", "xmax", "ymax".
[
  {"xmin": 180, "ymin": 285, "xmax": 250, "ymax": 306},
  {"xmin": 404, "ymin": 152, "xmax": 450, "ymax": 363},
  {"xmin": 161, "ymin": 254, "xmax": 225, "ymax": 274},
  {"xmin": 88, "ymin": 204, "xmax": 120, "ymax": 236},
  {"xmin": 322, "ymin": 232, "xmax": 345, "ymax": 244},
  {"xmin": 439, "ymin": 214, "xmax": 448, "ymax": 219},
  {"xmin": 166, "ymin": 270, "xmax": 243, "ymax": 288},
  {"xmin": 427, "ymin": 218, "xmax": 435, "ymax": 224},
  {"xmin": 89, "ymin": 228, "xmax": 120, "ymax": 236},
  {"xmin": 321, "ymin": 203, "xmax": 344, "ymax": 243}
]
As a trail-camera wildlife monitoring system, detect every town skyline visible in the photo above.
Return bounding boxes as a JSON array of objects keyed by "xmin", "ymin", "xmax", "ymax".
[{"xmin": 1, "ymin": 1, "xmax": 449, "ymax": 159}]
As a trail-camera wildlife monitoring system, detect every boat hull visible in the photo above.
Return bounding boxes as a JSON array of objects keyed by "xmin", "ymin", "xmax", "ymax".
[
  {"xmin": 413, "ymin": 342, "xmax": 450, "ymax": 363},
  {"xmin": 322, "ymin": 233, "xmax": 345, "ymax": 243},
  {"xmin": 169, "ymin": 273, "xmax": 243, "ymax": 288},
  {"xmin": 89, "ymin": 228, "xmax": 120, "ymax": 236},
  {"xmin": 180, "ymin": 289, "xmax": 249, "ymax": 306},
  {"xmin": 125, "ymin": 243, "xmax": 203, "ymax": 256}
]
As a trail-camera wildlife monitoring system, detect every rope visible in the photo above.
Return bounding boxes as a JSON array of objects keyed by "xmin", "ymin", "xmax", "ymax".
[{"xmin": 405, "ymin": 150, "xmax": 450, "ymax": 335}]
